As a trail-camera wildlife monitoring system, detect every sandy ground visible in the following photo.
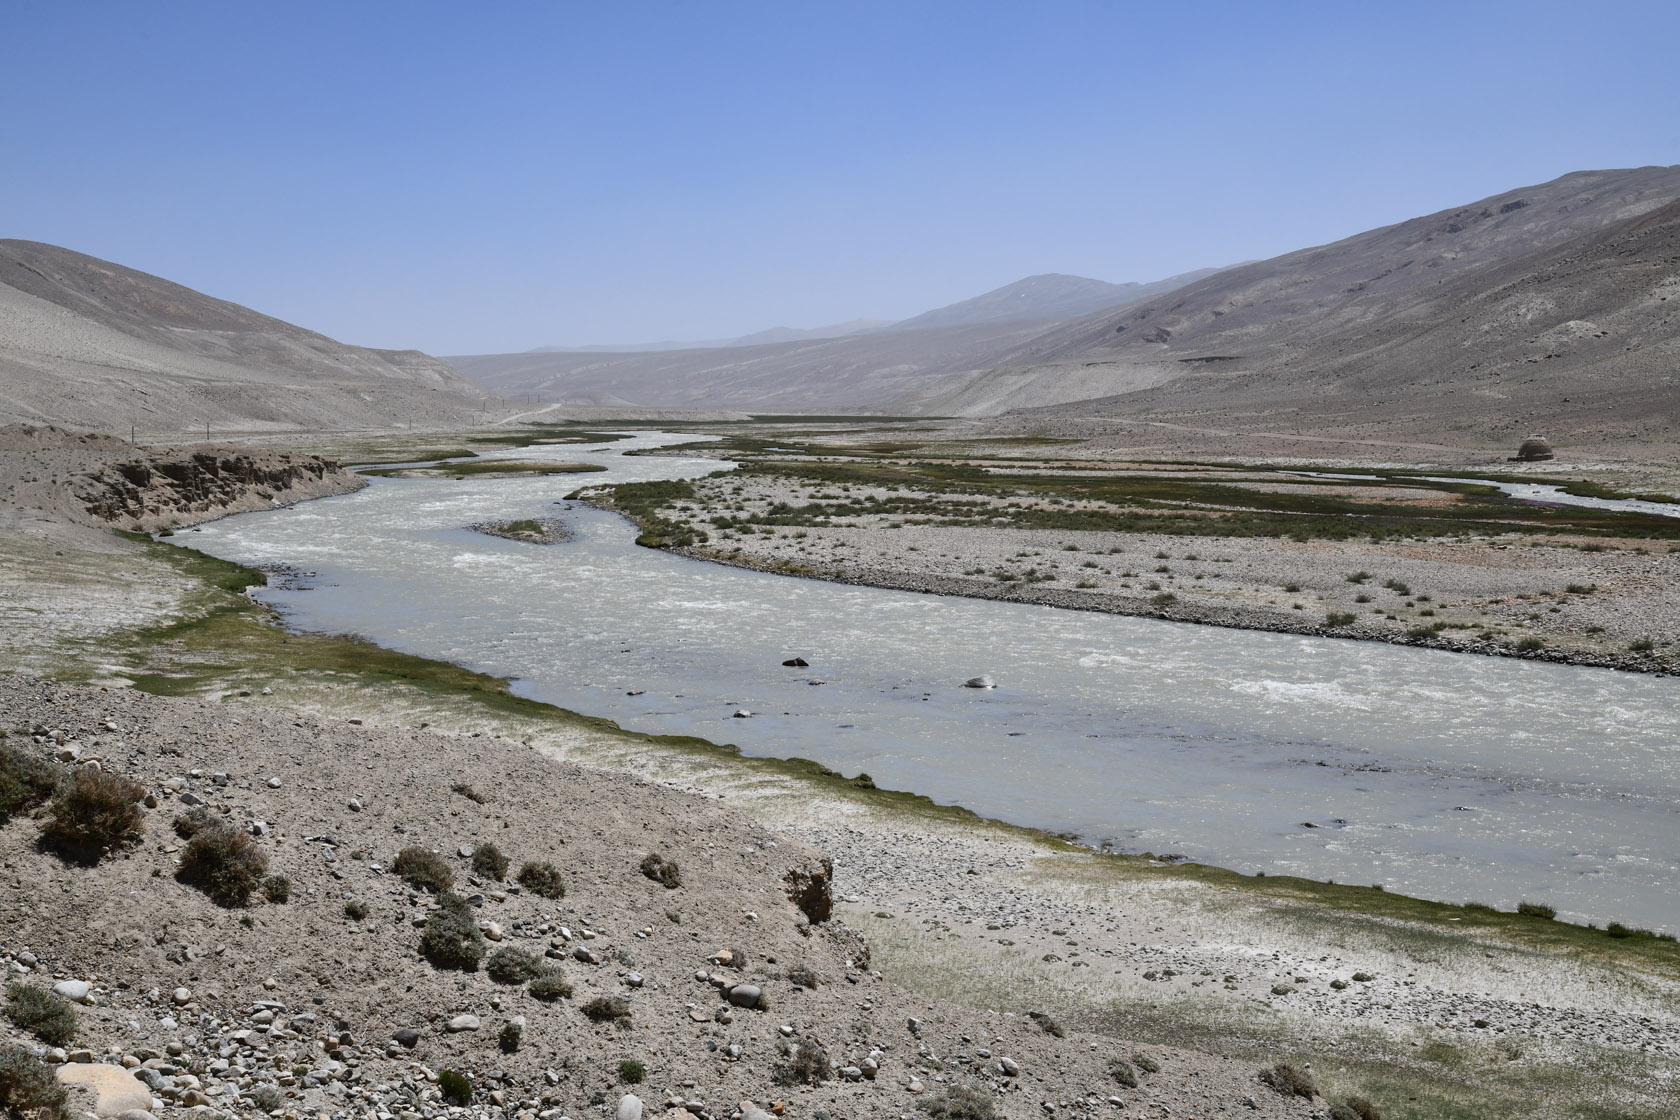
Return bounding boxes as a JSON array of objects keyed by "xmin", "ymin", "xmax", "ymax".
[{"xmin": 639, "ymin": 469, "xmax": 1680, "ymax": 674}]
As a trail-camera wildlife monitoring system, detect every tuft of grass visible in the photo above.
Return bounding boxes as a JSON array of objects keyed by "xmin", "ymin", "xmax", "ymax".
[
  {"xmin": 922, "ymin": 1084, "xmax": 998, "ymax": 1120},
  {"xmin": 437, "ymin": 1070, "xmax": 472, "ymax": 1106},
  {"xmin": 3, "ymin": 985, "xmax": 77, "ymax": 1046},
  {"xmin": 787, "ymin": 964, "xmax": 818, "ymax": 989},
  {"xmin": 528, "ymin": 968, "xmax": 573, "ymax": 1001},
  {"xmin": 618, "ymin": 1059, "xmax": 646, "ymax": 1084},
  {"xmin": 343, "ymin": 899, "xmax": 369, "ymax": 920},
  {"xmin": 581, "ymin": 995, "xmax": 631, "ymax": 1023},
  {"xmin": 639, "ymin": 853, "xmax": 682, "ymax": 889},
  {"xmin": 261, "ymin": 874, "xmax": 291, "ymax": 903},
  {"xmin": 773, "ymin": 1038, "xmax": 830, "ymax": 1086},
  {"xmin": 39, "ymin": 767, "xmax": 145, "ymax": 863},
  {"xmin": 0, "ymin": 1045, "xmax": 70, "ymax": 1120},
  {"xmin": 1108, "ymin": 1058, "xmax": 1138, "ymax": 1087},
  {"xmin": 517, "ymin": 860, "xmax": 565, "ymax": 899},
  {"xmin": 471, "ymin": 842, "xmax": 509, "ymax": 881},
  {"xmin": 419, "ymin": 892, "xmax": 485, "ymax": 970},
  {"xmin": 1259, "ymin": 1063, "xmax": 1316, "ymax": 1099},
  {"xmin": 392, "ymin": 846, "xmax": 454, "ymax": 893},
  {"xmin": 1517, "ymin": 901, "xmax": 1556, "ymax": 920},
  {"xmin": 498, "ymin": 1019, "xmax": 523, "ymax": 1053},
  {"xmin": 1325, "ymin": 611, "xmax": 1357, "ymax": 627},
  {"xmin": 177, "ymin": 817, "xmax": 269, "ymax": 907},
  {"xmin": 1515, "ymin": 636, "xmax": 1545, "ymax": 652},
  {"xmin": 1027, "ymin": 1010, "xmax": 1064, "ymax": 1037},
  {"xmin": 450, "ymin": 781, "xmax": 488, "ymax": 804}
]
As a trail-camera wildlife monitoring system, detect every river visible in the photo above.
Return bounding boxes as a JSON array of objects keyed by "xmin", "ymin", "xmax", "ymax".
[{"xmin": 184, "ymin": 432, "xmax": 1680, "ymax": 929}]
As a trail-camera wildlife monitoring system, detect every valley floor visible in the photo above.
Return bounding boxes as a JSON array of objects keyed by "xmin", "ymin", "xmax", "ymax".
[{"xmin": 2, "ymin": 422, "xmax": 1678, "ymax": 1120}]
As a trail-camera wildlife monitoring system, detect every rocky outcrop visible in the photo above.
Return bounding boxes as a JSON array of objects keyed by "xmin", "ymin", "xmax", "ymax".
[
  {"xmin": 784, "ymin": 855, "xmax": 834, "ymax": 924},
  {"xmin": 68, "ymin": 448, "xmax": 361, "ymax": 530}
]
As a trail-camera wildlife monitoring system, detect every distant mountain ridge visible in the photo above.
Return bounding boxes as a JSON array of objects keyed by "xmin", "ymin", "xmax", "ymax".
[
  {"xmin": 0, "ymin": 239, "xmax": 485, "ymax": 433},
  {"xmin": 451, "ymin": 267, "xmax": 1220, "ymax": 410},
  {"xmin": 532, "ymin": 318, "xmax": 894, "ymax": 353}
]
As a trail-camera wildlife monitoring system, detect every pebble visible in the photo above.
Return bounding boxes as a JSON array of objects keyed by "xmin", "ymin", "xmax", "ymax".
[
  {"xmin": 616, "ymin": 1094, "xmax": 643, "ymax": 1120},
  {"xmin": 446, "ymin": 1014, "xmax": 481, "ymax": 1032},
  {"xmin": 392, "ymin": 1029, "xmax": 421, "ymax": 1049},
  {"xmin": 171, "ymin": 988, "xmax": 191, "ymax": 1005},
  {"xmin": 726, "ymin": 984, "xmax": 762, "ymax": 1008}
]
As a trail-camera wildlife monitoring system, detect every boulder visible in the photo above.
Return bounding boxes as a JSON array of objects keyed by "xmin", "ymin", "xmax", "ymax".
[
  {"xmin": 53, "ymin": 979, "xmax": 91, "ymax": 1003},
  {"xmin": 726, "ymin": 984, "xmax": 762, "ymax": 1008},
  {"xmin": 781, "ymin": 657, "xmax": 808, "ymax": 667},
  {"xmin": 57, "ymin": 1064, "xmax": 153, "ymax": 1118},
  {"xmin": 617, "ymin": 1094, "xmax": 644, "ymax": 1120},
  {"xmin": 963, "ymin": 675, "xmax": 996, "ymax": 689}
]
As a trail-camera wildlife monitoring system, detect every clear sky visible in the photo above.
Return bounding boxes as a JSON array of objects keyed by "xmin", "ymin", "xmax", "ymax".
[{"xmin": 4, "ymin": 1, "xmax": 1677, "ymax": 354}]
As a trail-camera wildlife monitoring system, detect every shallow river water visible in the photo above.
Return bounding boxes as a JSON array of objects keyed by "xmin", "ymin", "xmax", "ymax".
[{"xmin": 187, "ymin": 433, "xmax": 1680, "ymax": 929}]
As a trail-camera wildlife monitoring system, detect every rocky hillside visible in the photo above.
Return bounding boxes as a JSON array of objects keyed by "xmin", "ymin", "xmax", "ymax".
[
  {"xmin": 0, "ymin": 675, "xmax": 1317, "ymax": 1120},
  {"xmin": 0, "ymin": 424, "xmax": 363, "ymax": 537},
  {"xmin": 884, "ymin": 271, "xmax": 1221, "ymax": 333},
  {"xmin": 0, "ymin": 240, "xmax": 487, "ymax": 434},
  {"xmin": 947, "ymin": 166, "xmax": 1680, "ymax": 455}
]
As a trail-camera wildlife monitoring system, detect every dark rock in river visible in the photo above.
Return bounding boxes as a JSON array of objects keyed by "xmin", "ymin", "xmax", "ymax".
[{"xmin": 782, "ymin": 657, "xmax": 808, "ymax": 667}]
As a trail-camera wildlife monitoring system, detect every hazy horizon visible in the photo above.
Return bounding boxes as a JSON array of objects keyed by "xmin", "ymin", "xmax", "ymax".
[{"xmin": 5, "ymin": 1, "xmax": 1678, "ymax": 354}]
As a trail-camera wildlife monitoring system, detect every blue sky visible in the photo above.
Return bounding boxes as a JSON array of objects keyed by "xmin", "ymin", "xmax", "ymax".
[{"xmin": 4, "ymin": 1, "xmax": 1677, "ymax": 353}]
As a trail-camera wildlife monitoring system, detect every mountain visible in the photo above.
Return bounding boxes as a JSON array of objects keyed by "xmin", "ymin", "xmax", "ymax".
[
  {"xmin": 0, "ymin": 240, "xmax": 486, "ymax": 433},
  {"xmin": 938, "ymin": 166, "xmax": 1680, "ymax": 455},
  {"xmin": 452, "ymin": 268, "xmax": 1218, "ymax": 412},
  {"xmin": 530, "ymin": 318, "xmax": 895, "ymax": 353},
  {"xmin": 885, "ymin": 270, "xmax": 1223, "ymax": 332}
]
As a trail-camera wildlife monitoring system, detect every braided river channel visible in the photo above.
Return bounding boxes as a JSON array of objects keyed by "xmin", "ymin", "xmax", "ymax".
[{"xmin": 187, "ymin": 432, "xmax": 1680, "ymax": 929}]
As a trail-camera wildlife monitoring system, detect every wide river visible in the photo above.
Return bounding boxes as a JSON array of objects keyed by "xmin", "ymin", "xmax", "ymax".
[{"xmin": 188, "ymin": 433, "xmax": 1680, "ymax": 929}]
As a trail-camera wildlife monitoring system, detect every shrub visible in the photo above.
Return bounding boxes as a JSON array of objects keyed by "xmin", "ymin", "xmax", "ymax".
[
  {"xmin": 262, "ymin": 874, "xmax": 291, "ymax": 903},
  {"xmin": 1515, "ymin": 636, "xmax": 1545, "ymax": 652},
  {"xmin": 0, "ymin": 744, "xmax": 61, "ymax": 824},
  {"xmin": 923, "ymin": 1085, "xmax": 997, "ymax": 1120},
  {"xmin": 1107, "ymin": 1058, "xmax": 1138, "ymax": 1087},
  {"xmin": 582, "ymin": 996, "xmax": 631, "ymax": 1023},
  {"xmin": 3, "ymin": 984, "xmax": 77, "ymax": 1046},
  {"xmin": 786, "ymin": 964, "xmax": 818, "ymax": 989},
  {"xmin": 1325, "ymin": 612, "xmax": 1357, "ymax": 627},
  {"xmin": 0, "ymin": 1044, "xmax": 70, "ymax": 1120},
  {"xmin": 1629, "ymin": 639, "xmax": 1655, "ymax": 653},
  {"xmin": 640, "ymin": 852, "xmax": 682, "ymax": 888},
  {"xmin": 1258, "ymin": 1063, "xmax": 1316, "ymax": 1099},
  {"xmin": 1149, "ymin": 592, "xmax": 1177, "ymax": 607},
  {"xmin": 39, "ymin": 767, "xmax": 145, "ymax": 862},
  {"xmin": 419, "ymin": 893, "xmax": 485, "ymax": 970},
  {"xmin": 485, "ymin": 946, "xmax": 543, "ymax": 985},
  {"xmin": 450, "ymin": 781, "xmax": 487, "ymax": 804},
  {"xmin": 499, "ymin": 1019, "xmax": 523, "ymax": 1053},
  {"xmin": 1027, "ymin": 1010, "xmax": 1064, "ymax": 1037},
  {"xmin": 392, "ymin": 846, "xmax": 454, "ymax": 893},
  {"xmin": 472, "ymin": 842, "xmax": 509, "ymax": 880},
  {"xmin": 517, "ymin": 860, "xmax": 565, "ymax": 899},
  {"xmin": 177, "ymin": 819, "xmax": 269, "ymax": 907},
  {"xmin": 1345, "ymin": 571, "xmax": 1371, "ymax": 583},
  {"xmin": 437, "ymin": 1070, "xmax": 472, "ymax": 1106},
  {"xmin": 528, "ymin": 968, "xmax": 573, "ymax": 1001},
  {"xmin": 1330, "ymin": 1098, "xmax": 1382, "ymax": 1120},
  {"xmin": 773, "ymin": 1038, "xmax": 830, "ymax": 1085},
  {"xmin": 247, "ymin": 1083, "xmax": 285, "ymax": 1112},
  {"xmin": 343, "ymin": 899, "xmax": 369, "ymax": 920},
  {"xmin": 1516, "ymin": 901, "xmax": 1556, "ymax": 920},
  {"xmin": 618, "ymin": 1059, "xmax": 646, "ymax": 1084},
  {"xmin": 1132, "ymin": 1053, "xmax": 1160, "ymax": 1074}
]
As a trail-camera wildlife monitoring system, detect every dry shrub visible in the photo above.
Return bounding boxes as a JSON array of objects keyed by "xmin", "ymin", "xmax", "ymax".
[
  {"xmin": 773, "ymin": 1038, "xmax": 830, "ymax": 1086},
  {"xmin": 0, "ymin": 745, "xmax": 61, "ymax": 823},
  {"xmin": 485, "ymin": 947, "xmax": 543, "ymax": 985},
  {"xmin": 0, "ymin": 1044, "xmax": 70, "ymax": 1120},
  {"xmin": 3, "ymin": 985, "xmax": 77, "ymax": 1047},
  {"xmin": 528, "ymin": 969, "xmax": 573, "ymax": 1001},
  {"xmin": 392, "ymin": 846, "xmax": 454, "ymax": 893},
  {"xmin": 923, "ymin": 1084, "xmax": 997, "ymax": 1120},
  {"xmin": 420, "ymin": 893, "xmax": 485, "ymax": 970},
  {"xmin": 517, "ymin": 860, "xmax": 565, "ymax": 899},
  {"xmin": 39, "ymin": 767, "xmax": 145, "ymax": 862},
  {"xmin": 472, "ymin": 842, "xmax": 509, "ymax": 880},
  {"xmin": 639, "ymin": 853, "xmax": 682, "ymax": 888},
  {"xmin": 177, "ymin": 819, "xmax": 269, "ymax": 907}
]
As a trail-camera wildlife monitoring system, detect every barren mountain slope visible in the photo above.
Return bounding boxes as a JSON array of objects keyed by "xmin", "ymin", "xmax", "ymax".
[
  {"xmin": 0, "ymin": 240, "xmax": 485, "ymax": 434},
  {"xmin": 984, "ymin": 170, "xmax": 1680, "ymax": 458},
  {"xmin": 883, "ymin": 270, "xmax": 1221, "ymax": 332}
]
